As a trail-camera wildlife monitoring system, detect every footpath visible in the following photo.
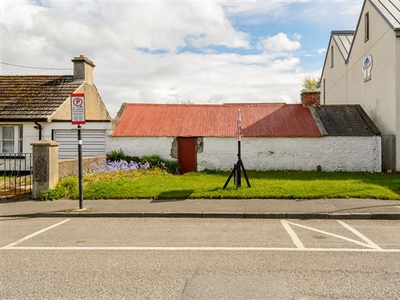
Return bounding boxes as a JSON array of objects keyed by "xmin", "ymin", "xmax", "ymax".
[{"xmin": 1, "ymin": 198, "xmax": 400, "ymax": 219}]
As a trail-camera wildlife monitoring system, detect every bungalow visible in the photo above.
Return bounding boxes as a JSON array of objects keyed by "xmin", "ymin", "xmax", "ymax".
[
  {"xmin": 107, "ymin": 100, "xmax": 381, "ymax": 173},
  {"xmin": 0, "ymin": 55, "xmax": 112, "ymax": 160}
]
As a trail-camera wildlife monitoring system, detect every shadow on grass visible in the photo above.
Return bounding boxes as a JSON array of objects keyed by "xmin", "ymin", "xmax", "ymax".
[{"xmin": 153, "ymin": 189, "xmax": 194, "ymax": 202}]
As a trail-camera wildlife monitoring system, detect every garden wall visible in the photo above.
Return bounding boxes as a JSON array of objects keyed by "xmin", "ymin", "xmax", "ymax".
[{"xmin": 58, "ymin": 155, "xmax": 106, "ymax": 178}]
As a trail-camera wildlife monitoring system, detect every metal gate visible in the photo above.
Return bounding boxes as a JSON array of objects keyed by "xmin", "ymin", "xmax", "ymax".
[
  {"xmin": 381, "ymin": 135, "xmax": 395, "ymax": 172},
  {"xmin": 0, "ymin": 153, "xmax": 33, "ymax": 196}
]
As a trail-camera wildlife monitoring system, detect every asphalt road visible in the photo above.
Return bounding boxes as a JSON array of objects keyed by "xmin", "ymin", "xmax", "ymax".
[{"xmin": 1, "ymin": 217, "xmax": 400, "ymax": 299}]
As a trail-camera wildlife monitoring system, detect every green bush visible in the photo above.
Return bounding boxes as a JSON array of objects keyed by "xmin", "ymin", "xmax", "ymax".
[{"xmin": 40, "ymin": 176, "xmax": 78, "ymax": 201}]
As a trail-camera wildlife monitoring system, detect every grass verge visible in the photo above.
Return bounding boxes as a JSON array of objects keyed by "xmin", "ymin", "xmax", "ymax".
[{"xmin": 55, "ymin": 170, "xmax": 400, "ymax": 200}]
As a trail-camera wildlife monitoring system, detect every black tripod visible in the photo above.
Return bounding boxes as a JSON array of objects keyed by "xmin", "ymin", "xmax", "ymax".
[{"xmin": 223, "ymin": 109, "xmax": 251, "ymax": 189}]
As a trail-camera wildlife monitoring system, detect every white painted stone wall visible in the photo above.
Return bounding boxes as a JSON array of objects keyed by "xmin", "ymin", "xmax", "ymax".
[
  {"xmin": 106, "ymin": 136, "xmax": 175, "ymax": 160},
  {"xmin": 107, "ymin": 135, "xmax": 381, "ymax": 172},
  {"xmin": 198, "ymin": 136, "xmax": 381, "ymax": 172}
]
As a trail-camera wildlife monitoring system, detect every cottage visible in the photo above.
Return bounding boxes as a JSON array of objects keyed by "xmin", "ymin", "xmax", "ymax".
[
  {"xmin": 0, "ymin": 55, "xmax": 112, "ymax": 159},
  {"xmin": 320, "ymin": 0, "xmax": 400, "ymax": 170},
  {"xmin": 108, "ymin": 101, "xmax": 381, "ymax": 173}
]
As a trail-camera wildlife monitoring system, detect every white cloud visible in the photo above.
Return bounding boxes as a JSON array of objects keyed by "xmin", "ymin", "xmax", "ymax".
[
  {"xmin": 1, "ymin": 0, "xmax": 353, "ymax": 117},
  {"xmin": 258, "ymin": 33, "xmax": 301, "ymax": 53}
]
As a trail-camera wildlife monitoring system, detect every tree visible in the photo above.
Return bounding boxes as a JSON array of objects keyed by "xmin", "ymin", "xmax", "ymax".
[{"xmin": 301, "ymin": 76, "xmax": 319, "ymax": 92}]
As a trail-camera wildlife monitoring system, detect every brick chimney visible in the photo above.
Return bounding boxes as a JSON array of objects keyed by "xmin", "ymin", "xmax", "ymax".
[
  {"xmin": 72, "ymin": 55, "xmax": 95, "ymax": 85},
  {"xmin": 301, "ymin": 91, "xmax": 320, "ymax": 106}
]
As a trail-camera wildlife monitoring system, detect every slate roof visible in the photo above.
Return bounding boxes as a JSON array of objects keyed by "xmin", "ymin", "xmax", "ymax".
[
  {"xmin": 0, "ymin": 75, "xmax": 82, "ymax": 121},
  {"xmin": 112, "ymin": 103, "xmax": 322, "ymax": 138},
  {"xmin": 313, "ymin": 105, "xmax": 381, "ymax": 136}
]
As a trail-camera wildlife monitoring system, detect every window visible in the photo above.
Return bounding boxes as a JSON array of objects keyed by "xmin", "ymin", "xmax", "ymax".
[
  {"xmin": 1, "ymin": 125, "xmax": 23, "ymax": 153},
  {"xmin": 330, "ymin": 45, "xmax": 334, "ymax": 68},
  {"xmin": 365, "ymin": 12, "xmax": 370, "ymax": 42}
]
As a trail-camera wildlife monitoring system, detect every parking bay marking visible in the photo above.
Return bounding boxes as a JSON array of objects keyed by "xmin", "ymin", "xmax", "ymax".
[
  {"xmin": 2, "ymin": 219, "xmax": 399, "ymax": 252},
  {"xmin": 2, "ymin": 219, "xmax": 71, "ymax": 249},
  {"xmin": 281, "ymin": 220, "xmax": 382, "ymax": 250}
]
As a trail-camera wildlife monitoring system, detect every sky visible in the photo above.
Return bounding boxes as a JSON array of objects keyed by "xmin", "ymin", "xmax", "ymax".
[{"xmin": 1, "ymin": 0, "xmax": 363, "ymax": 117}]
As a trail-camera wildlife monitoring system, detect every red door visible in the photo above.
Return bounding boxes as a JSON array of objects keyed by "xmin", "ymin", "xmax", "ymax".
[{"xmin": 178, "ymin": 137, "xmax": 197, "ymax": 174}]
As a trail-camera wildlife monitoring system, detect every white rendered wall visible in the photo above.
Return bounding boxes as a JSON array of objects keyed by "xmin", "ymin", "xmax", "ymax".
[
  {"xmin": 106, "ymin": 136, "xmax": 175, "ymax": 161},
  {"xmin": 108, "ymin": 136, "xmax": 381, "ymax": 172},
  {"xmin": 198, "ymin": 137, "xmax": 381, "ymax": 172}
]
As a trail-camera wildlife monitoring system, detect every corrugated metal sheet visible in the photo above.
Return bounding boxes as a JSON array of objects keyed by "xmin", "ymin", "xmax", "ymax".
[
  {"xmin": 371, "ymin": 0, "xmax": 400, "ymax": 29},
  {"xmin": 332, "ymin": 31, "xmax": 354, "ymax": 61},
  {"xmin": 112, "ymin": 103, "xmax": 322, "ymax": 138},
  {"xmin": 0, "ymin": 76, "xmax": 81, "ymax": 121}
]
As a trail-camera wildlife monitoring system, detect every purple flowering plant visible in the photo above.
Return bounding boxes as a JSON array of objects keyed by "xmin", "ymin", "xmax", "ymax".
[{"xmin": 82, "ymin": 159, "xmax": 156, "ymax": 182}]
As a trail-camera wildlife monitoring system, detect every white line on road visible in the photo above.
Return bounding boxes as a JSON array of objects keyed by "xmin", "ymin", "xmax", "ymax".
[
  {"xmin": 2, "ymin": 219, "xmax": 71, "ymax": 249},
  {"xmin": 280, "ymin": 220, "xmax": 305, "ymax": 249},
  {"xmin": 285, "ymin": 221, "xmax": 377, "ymax": 249},
  {"xmin": 2, "ymin": 246, "xmax": 400, "ymax": 252},
  {"xmin": 337, "ymin": 220, "xmax": 382, "ymax": 250}
]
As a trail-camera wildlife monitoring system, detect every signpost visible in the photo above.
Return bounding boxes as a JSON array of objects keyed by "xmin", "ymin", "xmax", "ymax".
[
  {"xmin": 71, "ymin": 93, "xmax": 85, "ymax": 209},
  {"xmin": 223, "ymin": 109, "xmax": 251, "ymax": 189}
]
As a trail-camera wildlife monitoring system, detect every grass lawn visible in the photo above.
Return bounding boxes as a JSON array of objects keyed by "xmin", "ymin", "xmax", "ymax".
[{"xmin": 61, "ymin": 170, "xmax": 400, "ymax": 200}]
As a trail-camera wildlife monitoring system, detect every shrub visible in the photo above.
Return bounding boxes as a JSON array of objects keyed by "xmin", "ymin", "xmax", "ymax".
[{"xmin": 40, "ymin": 176, "xmax": 78, "ymax": 201}]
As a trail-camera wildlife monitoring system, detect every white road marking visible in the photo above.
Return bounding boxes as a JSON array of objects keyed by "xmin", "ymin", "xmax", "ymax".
[
  {"xmin": 337, "ymin": 220, "xmax": 382, "ymax": 250},
  {"xmin": 285, "ymin": 221, "xmax": 377, "ymax": 249},
  {"xmin": 280, "ymin": 220, "xmax": 305, "ymax": 249},
  {"xmin": 2, "ymin": 219, "xmax": 71, "ymax": 249},
  {"xmin": 2, "ymin": 246, "xmax": 400, "ymax": 252}
]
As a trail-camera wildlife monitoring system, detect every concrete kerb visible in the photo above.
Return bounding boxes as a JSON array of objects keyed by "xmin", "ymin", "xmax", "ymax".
[{"xmin": 2, "ymin": 212, "xmax": 400, "ymax": 220}]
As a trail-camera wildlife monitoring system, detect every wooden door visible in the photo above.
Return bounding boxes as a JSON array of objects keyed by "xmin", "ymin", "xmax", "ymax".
[{"xmin": 178, "ymin": 137, "xmax": 197, "ymax": 174}]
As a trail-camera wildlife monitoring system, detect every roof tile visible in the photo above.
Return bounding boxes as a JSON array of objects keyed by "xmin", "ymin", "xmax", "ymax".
[{"xmin": 0, "ymin": 75, "xmax": 82, "ymax": 120}]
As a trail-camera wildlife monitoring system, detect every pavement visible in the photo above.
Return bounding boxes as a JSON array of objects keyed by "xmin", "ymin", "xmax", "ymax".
[{"xmin": 1, "ymin": 197, "xmax": 400, "ymax": 219}]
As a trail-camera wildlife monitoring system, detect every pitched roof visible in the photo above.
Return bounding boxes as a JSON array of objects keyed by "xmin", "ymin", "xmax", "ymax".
[
  {"xmin": 112, "ymin": 103, "xmax": 322, "ymax": 138},
  {"xmin": 331, "ymin": 30, "xmax": 355, "ymax": 62},
  {"xmin": 369, "ymin": 0, "xmax": 400, "ymax": 31},
  {"xmin": 0, "ymin": 75, "xmax": 82, "ymax": 121},
  {"xmin": 313, "ymin": 105, "xmax": 381, "ymax": 136}
]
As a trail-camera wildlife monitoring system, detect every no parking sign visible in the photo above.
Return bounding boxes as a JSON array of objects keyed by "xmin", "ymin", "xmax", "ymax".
[{"xmin": 71, "ymin": 93, "xmax": 86, "ymax": 125}]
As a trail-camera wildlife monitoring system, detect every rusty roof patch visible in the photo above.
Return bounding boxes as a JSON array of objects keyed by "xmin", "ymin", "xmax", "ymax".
[{"xmin": 112, "ymin": 103, "xmax": 322, "ymax": 138}]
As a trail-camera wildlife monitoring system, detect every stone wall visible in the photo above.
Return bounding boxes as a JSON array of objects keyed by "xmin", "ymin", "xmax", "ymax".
[
  {"xmin": 58, "ymin": 155, "xmax": 107, "ymax": 178},
  {"xmin": 107, "ymin": 136, "xmax": 381, "ymax": 172}
]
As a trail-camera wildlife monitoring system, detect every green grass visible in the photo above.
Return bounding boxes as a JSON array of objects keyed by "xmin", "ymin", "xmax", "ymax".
[{"xmin": 60, "ymin": 170, "xmax": 400, "ymax": 200}]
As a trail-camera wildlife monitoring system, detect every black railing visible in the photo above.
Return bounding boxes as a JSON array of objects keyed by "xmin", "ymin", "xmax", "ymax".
[{"xmin": 0, "ymin": 153, "xmax": 33, "ymax": 196}]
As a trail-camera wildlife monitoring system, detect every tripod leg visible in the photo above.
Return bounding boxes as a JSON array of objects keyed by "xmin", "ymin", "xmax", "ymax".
[
  {"xmin": 239, "ymin": 160, "xmax": 251, "ymax": 188},
  {"xmin": 223, "ymin": 163, "xmax": 236, "ymax": 189}
]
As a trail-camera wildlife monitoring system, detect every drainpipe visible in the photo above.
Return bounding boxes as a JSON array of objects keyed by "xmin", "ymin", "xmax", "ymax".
[{"xmin": 34, "ymin": 121, "xmax": 42, "ymax": 140}]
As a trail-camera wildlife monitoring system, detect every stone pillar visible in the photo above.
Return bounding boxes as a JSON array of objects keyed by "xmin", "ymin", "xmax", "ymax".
[{"xmin": 31, "ymin": 138, "xmax": 59, "ymax": 199}]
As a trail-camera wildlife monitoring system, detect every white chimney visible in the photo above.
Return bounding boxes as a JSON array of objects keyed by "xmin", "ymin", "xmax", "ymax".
[{"xmin": 72, "ymin": 55, "xmax": 95, "ymax": 85}]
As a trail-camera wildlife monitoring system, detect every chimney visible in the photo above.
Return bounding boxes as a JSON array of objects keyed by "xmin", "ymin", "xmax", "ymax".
[
  {"xmin": 301, "ymin": 91, "xmax": 320, "ymax": 106},
  {"xmin": 72, "ymin": 55, "xmax": 95, "ymax": 85}
]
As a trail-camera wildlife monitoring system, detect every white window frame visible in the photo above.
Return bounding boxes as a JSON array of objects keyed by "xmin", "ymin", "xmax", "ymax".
[{"xmin": 0, "ymin": 125, "xmax": 23, "ymax": 153}]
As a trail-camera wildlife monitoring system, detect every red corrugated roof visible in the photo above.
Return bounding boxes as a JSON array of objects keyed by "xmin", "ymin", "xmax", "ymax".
[{"xmin": 112, "ymin": 103, "xmax": 322, "ymax": 137}]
